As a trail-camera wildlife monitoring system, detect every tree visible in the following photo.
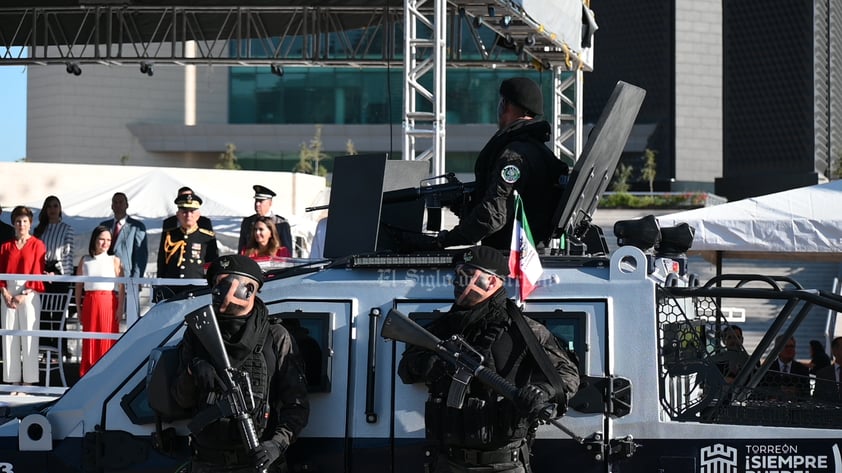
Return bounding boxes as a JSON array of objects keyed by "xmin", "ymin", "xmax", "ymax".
[
  {"xmin": 346, "ymin": 138, "xmax": 358, "ymax": 156},
  {"xmin": 611, "ymin": 163, "xmax": 633, "ymax": 193},
  {"xmin": 833, "ymin": 151, "xmax": 842, "ymax": 180},
  {"xmin": 294, "ymin": 125, "xmax": 330, "ymax": 176},
  {"xmin": 641, "ymin": 148, "xmax": 657, "ymax": 193},
  {"xmin": 215, "ymin": 143, "xmax": 241, "ymax": 170}
]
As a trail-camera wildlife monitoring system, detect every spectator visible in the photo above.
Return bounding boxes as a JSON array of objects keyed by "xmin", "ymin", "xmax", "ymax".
[
  {"xmin": 808, "ymin": 339, "xmax": 832, "ymax": 375},
  {"xmin": 0, "ymin": 206, "xmax": 13, "ymax": 244},
  {"xmin": 162, "ymin": 187, "xmax": 214, "ymax": 233},
  {"xmin": 238, "ymin": 185, "xmax": 293, "ymax": 255},
  {"xmin": 762, "ymin": 336, "xmax": 810, "ymax": 400},
  {"xmin": 0, "ymin": 206, "xmax": 46, "ymax": 392},
  {"xmin": 156, "ymin": 193, "xmax": 218, "ymax": 301},
  {"xmin": 813, "ymin": 336, "xmax": 842, "ymax": 403},
  {"xmin": 309, "ymin": 217, "xmax": 327, "ymax": 259},
  {"xmin": 710, "ymin": 324, "xmax": 750, "ymax": 384},
  {"xmin": 33, "ymin": 195, "xmax": 75, "ymax": 278},
  {"xmin": 75, "ymin": 226, "xmax": 125, "ymax": 377},
  {"xmin": 99, "ymin": 192, "xmax": 148, "ymax": 279},
  {"xmin": 241, "ymin": 216, "xmax": 290, "ymax": 261},
  {"xmin": 32, "ymin": 195, "xmax": 74, "ymax": 351}
]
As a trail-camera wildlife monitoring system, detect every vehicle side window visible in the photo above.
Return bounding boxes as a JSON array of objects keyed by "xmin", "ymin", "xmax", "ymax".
[
  {"xmin": 525, "ymin": 310, "xmax": 588, "ymax": 374},
  {"xmin": 275, "ymin": 312, "xmax": 333, "ymax": 393}
]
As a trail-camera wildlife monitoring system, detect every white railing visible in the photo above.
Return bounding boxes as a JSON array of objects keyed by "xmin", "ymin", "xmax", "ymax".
[
  {"xmin": 0, "ymin": 273, "xmax": 206, "ymax": 325},
  {"xmin": 0, "ymin": 273, "xmax": 205, "ymax": 396}
]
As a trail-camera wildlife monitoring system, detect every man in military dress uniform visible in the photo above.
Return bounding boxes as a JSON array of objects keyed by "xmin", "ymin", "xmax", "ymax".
[
  {"xmin": 238, "ymin": 185, "xmax": 294, "ymax": 255},
  {"xmin": 156, "ymin": 193, "xmax": 219, "ymax": 300},
  {"xmin": 162, "ymin": 186, "xmax": 215, "ymax": 232}
]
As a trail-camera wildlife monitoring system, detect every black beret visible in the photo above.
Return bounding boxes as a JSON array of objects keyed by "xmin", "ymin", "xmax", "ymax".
[
  {"xmin": 253, "ymin": 185, "xmax": 276, "ymax": 200},
  {"xmin": 174, "ymin": 193, "xmax": 202, "ymax": 209},
  {"xmin": 500, "ymin": 77, "xmax": 544, "ymax": 116},
  {"xmin": 206, "ymin": 254, "xmax": 264, "ymax": 289},
  {"xmin": 458, "ymin": 246, "xmax": 510, "ymax": 278}
]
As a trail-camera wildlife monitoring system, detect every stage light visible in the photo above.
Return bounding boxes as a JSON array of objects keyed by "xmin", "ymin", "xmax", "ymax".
[
  {"xmin": 140, "ymin": 61, "xmax": 154, "ymax": 76},
  {"xmin": 270, "ymin": 64, "xmax": 284, "ymax": 77},
  {"xmin": 65, "ymin": 62, "xmax": 81, "ymax": 76}
]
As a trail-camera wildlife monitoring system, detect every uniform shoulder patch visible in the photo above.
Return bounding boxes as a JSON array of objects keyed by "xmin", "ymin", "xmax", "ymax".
[
  {"xmin": 199, "ymin": 228, "xmax": 215, "ymax": 236},
  {"xmin": 501, "ymin": 164, "xmax": 521, "ymax": 184}
]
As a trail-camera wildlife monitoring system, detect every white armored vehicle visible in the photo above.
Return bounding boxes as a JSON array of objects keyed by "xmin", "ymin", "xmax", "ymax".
[{"xmin": 2, "ymin": 83, "xmax": 842, "ymax": 473}]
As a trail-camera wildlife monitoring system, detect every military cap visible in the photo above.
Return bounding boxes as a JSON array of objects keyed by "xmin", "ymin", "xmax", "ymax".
[
  {"xmin": 253, "ymin": 185, "xmax": 276, "ymax": 201},
  {"xmin": 457, "ymin": 245, "xmax": 511, "ymax": 278},
  {"xmin": 207, "ymin": 254, "xmax": 264, "ymax": 289},
  {"xmin": 174, "ymin": 193, "xmax": 203, "ymax": 209},
  {"xmin": 500, "ymin": 77, "xmax": 544, "ymax": 116}
]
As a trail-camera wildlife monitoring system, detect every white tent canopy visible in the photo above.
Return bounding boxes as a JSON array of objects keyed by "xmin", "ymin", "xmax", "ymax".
[
  {"xmin": 657, "ymin": 180, "xmax": 842, "ymax": 260},
  {"xmin": 0, "ymin": 163, "xmax": 328, "ymax": 273}
]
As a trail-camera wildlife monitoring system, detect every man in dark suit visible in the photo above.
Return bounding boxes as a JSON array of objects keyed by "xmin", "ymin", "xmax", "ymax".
[
  {"xmin": 237, "ymin": 185, "xmax": 293, "ymax": 255},
  {"xmin": 161, "ymin": 187, "xmax": 214, "ymax": 232},
  {"xmin": 100, "ymin": 192, "xmax": 148, "ymax": 278},
  {"xmin": 0, "ymin": 206, "xmax": 13, "ymax": 244},
  {"xmin": 762, "ymin": 336, "xmax": 811, "ymax": 400},
  {"xmin": 814, "ymin": 336, "xmax": 842, "ymax": 403}
]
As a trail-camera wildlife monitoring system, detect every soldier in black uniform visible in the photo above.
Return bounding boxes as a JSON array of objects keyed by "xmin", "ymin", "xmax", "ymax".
[
  {"xmin": 398, "ymin": 246, "xmax": 579, "ymax": 473},
  {"xmin": 238, "ymin": 185, "xmax": 294, "ymax": 256},
  {"xmin": 410, "ymin": 77, "xmax": 568, "ymax": 251},
  {"xmin": 173, "ymin": 255, "xmax": 310, "ymax": 473},
  {"xmin": 156, "ymin": 193, "xmax": 218, "ymax": 300}
]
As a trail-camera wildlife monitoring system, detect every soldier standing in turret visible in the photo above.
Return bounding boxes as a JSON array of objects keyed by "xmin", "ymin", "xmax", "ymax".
[{"xmin": 410, "ymin": 77, "xmax": 569, "ymax": 251}]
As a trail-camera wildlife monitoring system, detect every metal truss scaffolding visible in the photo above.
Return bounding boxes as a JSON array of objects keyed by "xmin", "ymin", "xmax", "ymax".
[
  {"xmin": 0, "ymin": 2, "xmax": 593, "ymax": 170},
  {"xmin": 403, "ymin": 0, "xmax": 446, "ymax": 174}
]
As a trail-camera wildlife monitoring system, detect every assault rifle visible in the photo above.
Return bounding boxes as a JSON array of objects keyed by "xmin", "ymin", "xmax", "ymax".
[
  {"xmin": 305, "ymin": 172, "xmax": 474, "ymax": 218},
  {"xmin": 380, "ymin": 308, "xmax": 583, "ymax": 443},
  {"xmin": 185, "ymin": 305, "xmax": 265, "ymax": 471}
]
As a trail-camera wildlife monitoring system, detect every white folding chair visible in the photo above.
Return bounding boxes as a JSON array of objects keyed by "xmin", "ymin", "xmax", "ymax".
[{"xmin": 38, "ymin": 289, "xmax": 73, "ymax": 387}]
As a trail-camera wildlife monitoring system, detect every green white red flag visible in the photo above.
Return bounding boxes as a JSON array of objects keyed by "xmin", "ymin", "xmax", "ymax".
[{"xmin": 508, "ymin": 192, "xmax": 543, "ymax": 300}]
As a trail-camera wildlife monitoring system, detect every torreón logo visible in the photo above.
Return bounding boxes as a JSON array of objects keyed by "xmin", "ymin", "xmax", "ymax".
[
  {"xmin": 700, "ymin": 444, "xmax": 738, "ymax": 473},
  {"xmin": 699, "ymin": 443, "xmax": 841, "ymax": 473}
]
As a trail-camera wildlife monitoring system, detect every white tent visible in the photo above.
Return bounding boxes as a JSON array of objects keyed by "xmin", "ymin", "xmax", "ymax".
[
  {"xmin": 656, "ymin": 180, "xmax": 842, "ymax": 261},
  {"xmin": 0, "ymin": 163, "xmax": 328, "ymax": 273}
]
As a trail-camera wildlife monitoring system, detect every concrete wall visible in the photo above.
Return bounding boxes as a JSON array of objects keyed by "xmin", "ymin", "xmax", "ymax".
[
  {"xmin": 674, "ymin": 0, "xmax": 723, "ymax": 188},
  {"xmin": 26, "ymin": 45, "xmax": 228, "ymax": 168}
]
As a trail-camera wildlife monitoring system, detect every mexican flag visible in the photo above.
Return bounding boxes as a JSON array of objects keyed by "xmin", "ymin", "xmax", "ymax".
[{"xmin": 509, "ymin": 192, "xmax": 543, "ymax": 300}]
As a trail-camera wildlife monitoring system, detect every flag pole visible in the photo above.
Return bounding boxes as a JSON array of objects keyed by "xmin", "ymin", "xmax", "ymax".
[{"xmin": 511, "ymin": 190, "xmax": 523, "ymax": 306}]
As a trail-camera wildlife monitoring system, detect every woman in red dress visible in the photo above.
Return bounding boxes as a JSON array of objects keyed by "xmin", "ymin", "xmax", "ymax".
[
  {"xmin": 241, "ymin": 216, "xmax": 290, "ymax": 262},
  {"xmin": 74, "ymin": 226, "xmax": 125, "ymax": 376},
  {"xmin": 0, "ymin": 206, "xmax": 46, "ymax": 391}
]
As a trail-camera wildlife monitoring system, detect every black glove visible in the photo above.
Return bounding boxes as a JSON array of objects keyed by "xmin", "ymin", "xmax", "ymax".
[
  {"xmin": 414, "ymin": 354, "xmax": 450, "ymax": 381},
  {"xmin": 252, "ymin": 439, "xmax": 285, "ymax": 470},
  {"xmin": 189, "ymin": 358, "xmax": 222, "ymax": 391},
  {"xmin": 398, "ymin": 232, "xmax": 442, "ymax": 252},
  {"xmin": 515, "ymin": 384, "xmax": 551, "ymax": 418}
]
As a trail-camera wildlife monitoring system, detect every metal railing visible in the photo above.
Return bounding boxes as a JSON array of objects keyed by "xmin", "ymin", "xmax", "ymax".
[{"xmin": 0, "ymin": 273, "xmax": 205, "ymax": 396}]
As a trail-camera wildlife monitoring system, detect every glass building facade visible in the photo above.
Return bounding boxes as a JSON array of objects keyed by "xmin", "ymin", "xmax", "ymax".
[
  {"xmin": 229, "ymin": 67, "xmax": 555, "ymax": 126},
  {"xmin": 227, "ymin": 24, "xmax": 567, "ymax": 173}
]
